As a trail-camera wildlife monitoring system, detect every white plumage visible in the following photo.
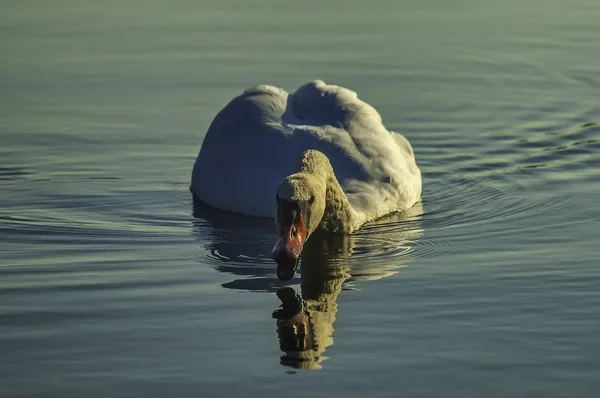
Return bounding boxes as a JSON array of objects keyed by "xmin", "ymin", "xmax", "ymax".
[{"xmin": 191, "ymin": 80, "xmax": 422, "ymax": 227}]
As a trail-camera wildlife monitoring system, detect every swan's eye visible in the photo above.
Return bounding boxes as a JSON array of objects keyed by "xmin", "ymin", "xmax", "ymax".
[
  {"xmin": 309, "ymin": 195, "xmax": 315, "ymax": 205},
  {"xmin": 291, "ymin": 225, "xmax": 298, "ymax": 236}
]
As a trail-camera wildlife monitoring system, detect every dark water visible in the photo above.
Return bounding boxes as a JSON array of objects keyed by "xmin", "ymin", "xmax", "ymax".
[{"xmin": 2, "ymin": 1, "xmax": 600, "ymax": 397}]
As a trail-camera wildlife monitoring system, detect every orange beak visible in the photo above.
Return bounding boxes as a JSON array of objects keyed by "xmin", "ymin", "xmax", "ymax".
[{"xmin": 271, "ymin": 211, "xmax": 307, "ymax": 280}]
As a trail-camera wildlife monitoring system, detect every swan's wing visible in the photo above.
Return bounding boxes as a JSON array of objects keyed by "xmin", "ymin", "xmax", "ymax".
[
  {"xmin": 391, "ymin": 131, "xmax": 415, "ymax": 157},
  {"xmin": 283, "ymin": 80, "xmax": 387, "ymax": 182},
  {"xmin": 286, "ymin": 80, "xmax": 420, "ymax": 181},
  {"xmin": 201, "ymin": 85, "xmax": 289, "ymax": 146},
  {"xmin": 286, "ymin": 81, "xmax": 422, "ymax": 220},
  {"xmin": 192, "ymin": 85, "xmax": 297, "ymax": 217}
]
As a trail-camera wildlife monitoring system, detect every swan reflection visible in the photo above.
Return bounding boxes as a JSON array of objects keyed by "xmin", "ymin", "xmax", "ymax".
[
  {"xmin": 272, "ymin": 236, "xmax": 351, "ymax": 369},
  {"xmin": 192, "ymin": 197, "xmax": 423, "ymax": 369}
]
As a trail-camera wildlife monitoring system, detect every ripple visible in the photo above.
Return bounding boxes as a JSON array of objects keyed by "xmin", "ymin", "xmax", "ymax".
[
  {"xmin": 420, "ymin": 171, "xmax": 583, "ymax": 246},
  {"xmin": 412, "ymin": 119, "xmax": 600, "ymax": 243},
  {"xmin": 0, "ymin": 166, "xmax": 30, "ymax": 181},
  {"xmin": 0, "ymin": 213, "xmax": 187, "ymax": 246},
  {"xmin": 0, "ymin": 189, "xmax": 193, "ymax": 247},
  {"xmin": 188, "ymin": 201, "xmax": 427, "ymax": 287},
  {"xmin": 513, "ymin": 122, "xmax": 600, "ymax": 175},
  {"xmin": 355, "ymin": 208, "xmax": 452, "ymax": 261}
]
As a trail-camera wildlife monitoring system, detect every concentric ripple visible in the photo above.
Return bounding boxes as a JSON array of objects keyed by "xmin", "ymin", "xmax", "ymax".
[
  {"xmin": 186, "ymin": 119, "xmax": 600, "ymax": 290},
  {"xmin": 186, "ymin": 200, "xmax": 428, "ymax": 288},
  {"xmin": 414, "ymin": 119, "xmax": 600, "ymax": 246}
]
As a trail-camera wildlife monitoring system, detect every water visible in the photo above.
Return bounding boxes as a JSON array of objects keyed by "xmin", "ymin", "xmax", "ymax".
[{"xmin": 1, "ymin": 1, "xmax": 599, "ymax": 396}]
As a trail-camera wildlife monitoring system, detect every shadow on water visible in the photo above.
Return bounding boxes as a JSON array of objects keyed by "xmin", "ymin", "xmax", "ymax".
[{"xmin": 191, "ymin": 196, "xmax": 424, "ymax": 369}]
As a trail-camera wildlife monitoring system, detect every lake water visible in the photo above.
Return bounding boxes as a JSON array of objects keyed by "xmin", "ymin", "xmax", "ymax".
[{"xmin": 1, "ymin": 1, "xmax": 600, "ymax": 397}]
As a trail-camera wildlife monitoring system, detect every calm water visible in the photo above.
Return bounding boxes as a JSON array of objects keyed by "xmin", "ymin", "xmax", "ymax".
[{"xmin": 2, "ymin": 1, "xmax": 600, "ymax": 396}]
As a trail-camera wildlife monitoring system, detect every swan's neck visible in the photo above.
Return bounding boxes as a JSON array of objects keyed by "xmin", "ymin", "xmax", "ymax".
[
  {"xmin": 299, "ymin": 152, "xmax": 359, "ymax": 234},
  {"xmin": 320, "ymin": 174, "xmax": 359, "ymax": 234}
]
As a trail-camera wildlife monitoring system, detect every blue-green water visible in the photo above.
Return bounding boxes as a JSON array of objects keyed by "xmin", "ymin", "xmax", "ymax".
[{"xmin": 1, "ymin": 1, "xmax": 599, "ymax": 396}]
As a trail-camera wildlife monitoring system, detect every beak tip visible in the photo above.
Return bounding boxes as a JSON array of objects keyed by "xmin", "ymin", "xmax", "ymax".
[
  {"xmin": 271, "ymin": 249, "xmax": 287, "ymax": 264},
  {"xmin": 275, "ymin": 257, "xmax": 300, "ymax": 281}
]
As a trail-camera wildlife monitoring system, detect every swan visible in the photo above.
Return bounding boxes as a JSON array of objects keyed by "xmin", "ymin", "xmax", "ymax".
[{"xmin": 191, "ymin": 80, "xmax": 422, "ymax": 280}]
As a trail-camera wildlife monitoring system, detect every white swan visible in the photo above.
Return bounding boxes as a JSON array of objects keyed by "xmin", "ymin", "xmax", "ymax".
[{"xmin": 191, "ymin": 80, "xmax": 422, "ymax": 279}]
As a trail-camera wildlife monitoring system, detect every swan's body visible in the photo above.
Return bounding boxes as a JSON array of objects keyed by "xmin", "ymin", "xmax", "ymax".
[
  {"xmin": 191, "ymin": 80, "xmax": 421, "ymax": 279},
  {"xmin": 192, "ymin": 80, "xmax": 422, "ymax": 222}
]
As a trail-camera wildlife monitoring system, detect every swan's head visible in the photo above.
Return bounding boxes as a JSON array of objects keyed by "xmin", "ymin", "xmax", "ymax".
[{"xmin": 272, "ymin": 172, "xmax": 326, "ymax": 280}]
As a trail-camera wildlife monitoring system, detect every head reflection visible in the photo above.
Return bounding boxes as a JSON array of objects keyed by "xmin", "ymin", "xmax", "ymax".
[{"xmin": 272, "ymin": 235, "xmax": 350, "ymax": 370}]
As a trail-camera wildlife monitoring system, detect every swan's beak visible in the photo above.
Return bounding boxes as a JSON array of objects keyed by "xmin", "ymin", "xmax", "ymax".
[{"xmin": 272, "ymin": 213, "xmax": 307, "ymax": 281}]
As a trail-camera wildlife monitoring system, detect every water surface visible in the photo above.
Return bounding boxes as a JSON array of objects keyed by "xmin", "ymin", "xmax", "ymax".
[{"xmin": 1, "ymin": 1, "xmax": 600, "ymax": 397}]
